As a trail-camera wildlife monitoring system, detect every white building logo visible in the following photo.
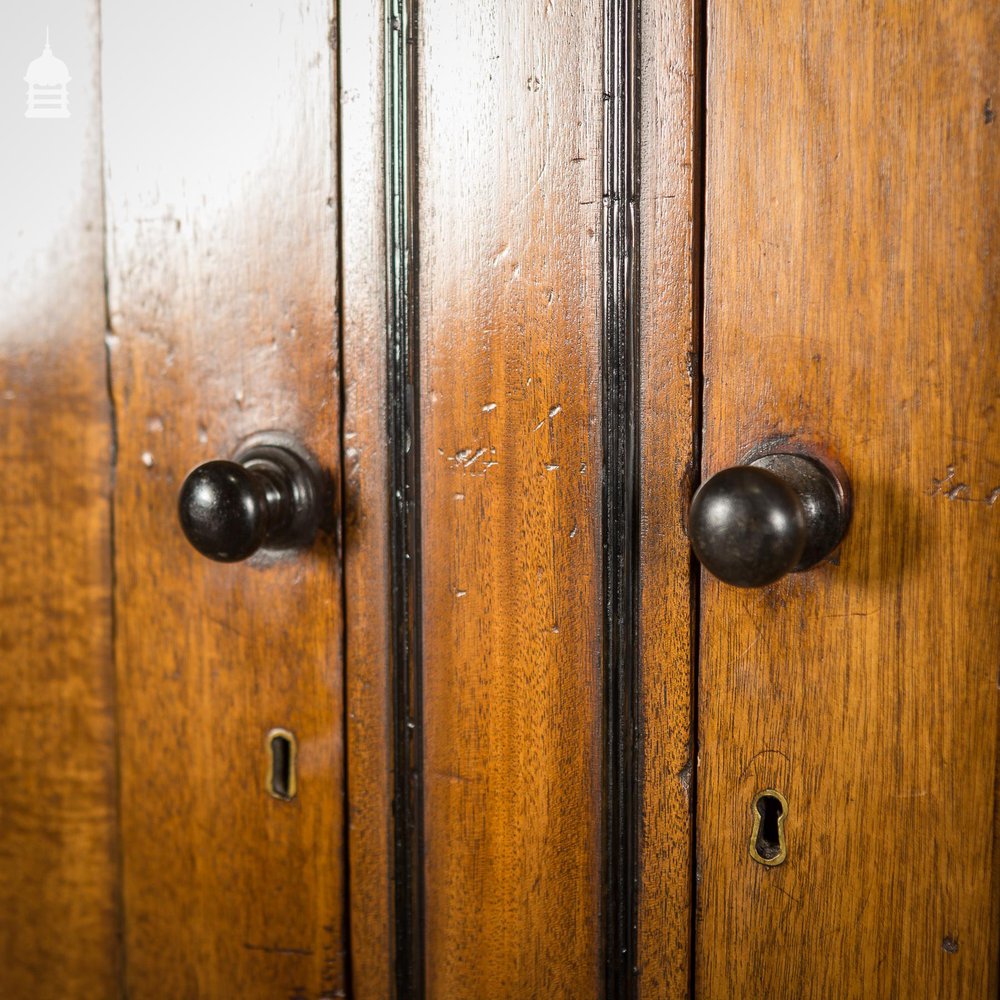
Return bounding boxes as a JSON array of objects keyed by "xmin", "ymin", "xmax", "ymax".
[{"xmin": 24, "ymin": 29, "xmax": 71, "ymax": 119}]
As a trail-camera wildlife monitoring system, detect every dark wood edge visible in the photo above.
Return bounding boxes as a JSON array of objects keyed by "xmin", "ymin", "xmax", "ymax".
[
  {"xmin": 385, "ymin": 0, "xmax": 425, "ymax": 995},
  {"xmin": 602, "ymin": 0, "xmax": 641, "ymax": 995}
]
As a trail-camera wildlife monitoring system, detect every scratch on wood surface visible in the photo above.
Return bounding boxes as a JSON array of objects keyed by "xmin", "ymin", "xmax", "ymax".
[
  {"xmin": 678, "ymin": 754, "xmax": 693, "ymax": 803},
  {"xmin": 448, "ymin": 445, "xmax": 497, "ymax": 476},
  {"xmin": 430, "ymin": 768, "xmax": 474, "ymax": 785},
  {"xmin": 928, "ymin": 466, "xmax": 999, "ymax": 505},
  {"xmin": 243, "ymin": 942, "xmax": 314, "ymax": 957},
  {"xmin": 206, "ymin": 616, "xmax": 248, "ymax": 640},
  {"xmin": 738, "ymin": 748, "xmax": 790, "ymax": 781},
  {"xmin": 772, "ymin": 883, "xmax": 802, "ymax": 906}
]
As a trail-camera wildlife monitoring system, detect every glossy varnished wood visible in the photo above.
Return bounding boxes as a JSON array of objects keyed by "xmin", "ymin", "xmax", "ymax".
[
  {"xmin": 0, "ymin": 6, "xmax": 118, "ymax": 994},
  {"xmin": 698, "ymin": 1, "xmax": 1000, "ymax": 996},
  {"xmin": 339, "ymin": 1, "xmax": 395, "ymax": 995},
  {"xmin": 417, "ymin": 2, "xmax": 604, "ymax": 994},
  {"xmin": 635, "ymin": 0, "xmax": 698, "ymax": 993},
  {"xmin": 102, "ymin": 3, "xmax": 346, "ymax": 996}
]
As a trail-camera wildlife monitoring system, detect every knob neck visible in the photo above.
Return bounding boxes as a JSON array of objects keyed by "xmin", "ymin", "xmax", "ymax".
[{"xmin": 747, "ymin": 453, "xmax": 849, "ymax": 572}]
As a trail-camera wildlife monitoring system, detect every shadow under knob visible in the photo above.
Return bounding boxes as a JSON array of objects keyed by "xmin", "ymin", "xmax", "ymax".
[
  {"xmin": 178, "ymin": 439, "xmax": 325, "ymax": 563},
  {"xmin": 689, "ymin": 452, "xmax": 850, "ymax": 588}
]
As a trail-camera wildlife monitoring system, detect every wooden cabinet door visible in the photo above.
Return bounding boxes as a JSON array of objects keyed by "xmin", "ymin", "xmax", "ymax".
[
  {"xmin": 101, "ymin": 2, "xmax": 347, "ymax": 996},
  {"xmin": 697, "ymin": 1, "xmax": 999, "ymax": 996}
]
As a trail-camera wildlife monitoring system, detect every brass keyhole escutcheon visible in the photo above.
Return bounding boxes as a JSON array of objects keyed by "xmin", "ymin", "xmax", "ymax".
[
  {"xmin": 266, "ymin": 728, "xmax": 298, "ymax": 801},
  {"xmin": 749, "ymin": 789, "xmax": 788, "ymax": 866}
]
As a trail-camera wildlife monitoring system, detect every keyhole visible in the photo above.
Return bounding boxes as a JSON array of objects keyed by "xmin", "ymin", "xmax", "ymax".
[
  {"xmin": 266, "ymin": 728, "xmax": 297, "ymax": 801},
  {"xmin": 749, "ymin": 789, "xmax": 787, "ymax": 866}
]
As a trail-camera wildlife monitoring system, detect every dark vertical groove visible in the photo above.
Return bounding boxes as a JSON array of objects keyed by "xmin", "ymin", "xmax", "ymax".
[
  {"xmin": 385, "ymin": 0, "xmax": 424, "ymax": 996},
  {"xmin": 332, "ymin": 4, "xmax": 354, "ymax": 994},
  {"xmin": 689, "ymin": 0, "xmax": 709, "ymax": 996},
  {"xmin": 602, "ymin": 0, "xmax": 640, "ymax": 996}
]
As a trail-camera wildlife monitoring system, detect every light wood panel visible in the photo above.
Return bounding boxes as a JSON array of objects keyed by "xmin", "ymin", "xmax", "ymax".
[
  {"xmin": 635, "ymin": 0, "xmax": 698, "ymax": 994},
  {"xmin": 339, "ymin": 0, "xmax": 394, "ymax": 995},
  {"xmin": 417, "ymin": 2, "xmax": 605, "ymax": 994},
  {"xmin": 102, "ymin": 3, "xmax": 347, "ymax": 996},
  {"xmin": 698, "ymin": 1, "xmax": 1000, "ymax": 996},
  {"xmin": 0, "ymin": 5, "xmax": 118, "ymax": 995}
]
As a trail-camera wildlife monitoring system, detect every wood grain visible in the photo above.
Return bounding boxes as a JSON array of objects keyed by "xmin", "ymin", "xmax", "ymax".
[
  {"xmin": 339, "ymin": 1, "xmax": 395, "ymax": 995},
  {"xmin": 417, "ymin": 1, "xmax": 605, "ymax": 995},
  {"xmin": 635, "ymin": 0, "xmax": 698, "ymax": 993},
  {"xmin": 102, "ymin": 3, "xmax": 347, "ymax": 996},
  {"xmin": 697, "ymin": 1, "xmax": 1000, "ymax": 996},
  {"xmin": 0, "ymin": 4, "xmax": 118, "ymax": 995}
]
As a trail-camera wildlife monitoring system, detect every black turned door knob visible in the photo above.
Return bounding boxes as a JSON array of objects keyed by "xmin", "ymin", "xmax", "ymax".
[
  {"xmin": 689, "ymin": 452, "xmax": 850, "ymax": 588},
  {"xmin": 178, "ymin": 435, "xmax": 326, "ymax": 562}
]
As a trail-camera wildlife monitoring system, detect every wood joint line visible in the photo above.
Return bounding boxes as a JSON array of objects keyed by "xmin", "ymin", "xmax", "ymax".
[
  {"xmin": 385, "ymin": 0, "xmax": 425, "ymax": 995},
  {"xmin": 602, "ymin": 0, "xmax": 641, "ymax": 995}
]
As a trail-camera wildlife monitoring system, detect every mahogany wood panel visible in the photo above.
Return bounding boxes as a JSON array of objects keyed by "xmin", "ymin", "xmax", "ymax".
[
  {"xmin": 0, "ymin": 5, "xmax": 119, "ymax": 995},
  {"xmin": 698, "ymin": 1, "xmax": 1000, "ymax": 996},
  {"xmin": 339, "ymin": 2, "xmax": 394, "ymax": 996},
  {"xmin": 417, "ymin": 2, "xmax": 605, "ymax": 994},
  {"xmin": 635, "ymin": 0, "xmax": 698, "ymax": 994},
  {"xmin": 102, "ymin": 3, "xmax": 347, "ymax": 996}
]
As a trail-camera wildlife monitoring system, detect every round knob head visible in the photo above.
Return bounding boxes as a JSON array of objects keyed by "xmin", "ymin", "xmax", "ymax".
[
  {"xmin": 178, "ymin": 460, "xmax": 268, "ymax": 562},
  {"xmin": 689, "ymin": 465, "xmax": 807, "ymax": 587}
]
